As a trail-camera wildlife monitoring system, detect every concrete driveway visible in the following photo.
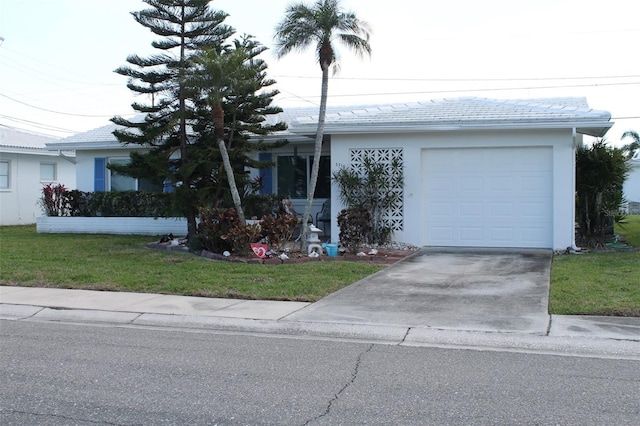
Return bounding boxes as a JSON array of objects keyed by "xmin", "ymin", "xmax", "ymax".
[{"xmin": 285, "ymin": 247, "xmax": 552, "ymax": 334}]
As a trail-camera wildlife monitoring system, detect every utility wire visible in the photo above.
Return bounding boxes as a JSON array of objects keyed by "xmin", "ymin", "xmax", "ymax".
[
  {"xmin": 273, "ymin": 74, "xmax": 640, "ymax": 82},
  {"xmin": 280, "ymin": 81, "xmax": 640, "ymax": 99},
  {"xmin": 0, "ymin": 94, "xmax": 125, "ymax": 118},
  {"xmin": 0, "ymin": 115, "xmax": 79, "ymax": 133},
  {"xmin": 0, "ymin": 123, "xmax": 63, "ymax": 138}
]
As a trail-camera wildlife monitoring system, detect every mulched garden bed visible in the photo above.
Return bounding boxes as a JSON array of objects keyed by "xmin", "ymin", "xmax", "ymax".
[{"xmin": 148, "ymin": 239, "xmax": 418, "ymax": 265}]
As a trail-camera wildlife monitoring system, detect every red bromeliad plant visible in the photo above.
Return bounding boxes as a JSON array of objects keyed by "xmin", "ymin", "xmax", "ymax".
[{"xmin": 40, "ymin": 183, "xmax": 69, "ymax": 217}]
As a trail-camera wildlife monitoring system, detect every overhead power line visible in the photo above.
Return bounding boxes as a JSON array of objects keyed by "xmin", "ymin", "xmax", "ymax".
[
  {"xmin": 0, "ymin": 94, "xmax": 125, "ymax": 118},
  {"xmin": 0, "ymin": 115, "xmax": 79, "ymax": 133},
  {"xmin": 0, "ymin": 123, "xmax": 63, "ymax": 138},
  {"xmin": 280, "ymin": 81, "xmax": 640, "ymax": 100},
  {"xmin": 274, "ymin": 74, "xmax": 640, "ymax": 82}
]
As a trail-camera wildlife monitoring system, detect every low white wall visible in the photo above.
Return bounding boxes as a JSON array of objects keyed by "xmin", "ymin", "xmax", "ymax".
[{"xmin": 36, "ymin": 217, "xmax": 188, "ymax": 235}]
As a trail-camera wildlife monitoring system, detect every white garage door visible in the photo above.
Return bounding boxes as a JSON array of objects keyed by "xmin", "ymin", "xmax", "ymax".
[{"xmin": 422, "ymin": 147, "xmax": 553, "ymax": 248}]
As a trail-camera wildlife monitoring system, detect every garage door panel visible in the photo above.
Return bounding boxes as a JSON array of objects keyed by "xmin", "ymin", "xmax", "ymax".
[
  {"xmin": 422, "ymin": 147, "xmax": 553, "ymax": 248},
  {"xmin": 489, "ymin": 176, "xmax": 516, "ymax": 192},
  {"xmin": 460, "ymin": 227, "xmax": 484, "ymax": 242},
  {"xmin": 490, "ymin": 202, "xmax": 515, "ymax": 216},
  {"xmin": 521, "ymin": 201, "xmax": 549, "ymax": 218},
  {"xmin": 490, "ymin": 227, "xmax": 514, "ymax": 242},
  {"xmin": 460, "ymin": 202, "xmax": 483, "ymax": 217},
  {"xmin": 522, "ymin": 226, "xmax": 547, "ymax": 243},
  {"xmin": 460, "ymin": 176, "xmax": 483, "ymax": 191},
  {"xmin": 432, "ymin": 227, "xmax": 454, "ymax": 241}
]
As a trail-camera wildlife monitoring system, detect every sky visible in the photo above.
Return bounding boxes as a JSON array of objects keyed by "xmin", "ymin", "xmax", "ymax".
[{"xmin": 1, "ymin": 0, "xmax": 638, "ymax": 145}]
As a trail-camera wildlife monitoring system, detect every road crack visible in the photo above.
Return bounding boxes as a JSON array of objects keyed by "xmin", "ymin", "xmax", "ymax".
[{"xmin": 303, "ymin": 343, "xmax": 374, "ymax": 425}]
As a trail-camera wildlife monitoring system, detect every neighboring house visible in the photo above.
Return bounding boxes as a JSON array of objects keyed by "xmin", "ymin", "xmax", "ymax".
[
  {"xmin": 624, "ymin": 151, "xmax": 640, "ymax": 214},
  {"xmin": 47, "ymin": 97, "xmax": 612, "ymax": 250},
  {"xmin": 0, "ymin": 127, "xmax": 76, "ymax": 225}
]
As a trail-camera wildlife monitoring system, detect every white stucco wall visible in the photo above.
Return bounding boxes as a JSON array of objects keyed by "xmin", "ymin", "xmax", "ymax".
[
  {"xmin": 329, "ymin": 129, "xmax": 577, "ymax": 250},
  {"xmin": 624, "ymin": 161, "xmax": 640, "ymax": 207},
  {"xmin": 75, "ymin": 148, "xmax": 145, "ymax": 192},
  {"xmin": 0, "ymin": 151, "xmax": 76, "ymax": 225}
]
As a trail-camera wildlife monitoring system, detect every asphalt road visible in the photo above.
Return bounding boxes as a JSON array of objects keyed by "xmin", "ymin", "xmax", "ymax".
[{"xmin": 1, "ymin": 320, "xmax": 638, "ymax": 425}]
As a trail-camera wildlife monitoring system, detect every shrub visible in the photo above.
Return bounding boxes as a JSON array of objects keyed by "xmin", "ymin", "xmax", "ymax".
[
  {"xmin": 337, "ymin": 207, "xmax": 372, "ymax": 254},
  {"xmin": 88, "ymin": 191, "xmax": 173, "ymax": 217},
  {"xmin": 259, "ymin": 213, "xmax": 298, "ymax": 251},
  {"xmin": 243, "ymin": 194, "xmax": 281, "ymax": 219},
  {"xmin": 196, "ymin": 207, "xmax": 262, "ymax": 255},
  {"xmin": 332, "ymin": 156, "xmax": 403, "ymax": 245},
  {"xmin": 66, "ymin": 190, "xmax": 91, "ymax": 217},
  {"xmin": 576, "ymin": 140, "xmax": 630, "ymax": 248},
  {"xmin": 39, "ymin": 187, "xmax": 176, "ymax": 218}
]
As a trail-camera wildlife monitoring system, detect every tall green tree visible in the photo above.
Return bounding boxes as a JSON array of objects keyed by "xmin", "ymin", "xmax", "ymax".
[
  {"xmin": 188, "ymin": 36, "xmax": 288, "ymax": 225},
  {"xmin": 575, "ymin": 140, "xmax": 630, "ymax": 248},
  {"xmin": 111, "ymin": 0, "xmax": 233, "ymax": 238},
  {"xmin": 621, "ymin": 130, "xmax": 639, "ymax": 159},
  {"xmin": 274, "ymin": 0, "xmax": 371, "ymax": 246}
]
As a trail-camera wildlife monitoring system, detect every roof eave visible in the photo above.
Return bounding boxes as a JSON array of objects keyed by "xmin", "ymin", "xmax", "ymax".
[
  {"xmin": 291, "ymin": 120, "xmax": 614, "ymax": 137},
  {"xmin": 45, "ymin": 141, "xmax": 140, "ymax": 150}
]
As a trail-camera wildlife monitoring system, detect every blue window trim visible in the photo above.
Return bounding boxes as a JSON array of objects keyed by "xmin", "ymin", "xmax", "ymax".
[
  {"xmin": 94, "ymin": 158, "xmax": 106, "ymax": 191},
  {"xmin": 258, "ymin": 152, "xmax": 272, "ymax": 195}
]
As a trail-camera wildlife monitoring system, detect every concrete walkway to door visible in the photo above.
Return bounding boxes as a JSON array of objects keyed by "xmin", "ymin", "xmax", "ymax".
[{"xmin": 285, "ymin": 248, "xmax": 552, "ymax": 334}]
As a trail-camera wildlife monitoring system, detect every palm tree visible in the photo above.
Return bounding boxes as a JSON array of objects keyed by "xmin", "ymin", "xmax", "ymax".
[
  {"xmin": 274, "ymin": 0, "xmax": 371, "ymax": 246},
  {"xmin": 188, "ymin": 37, "xmax": 284, "ymax": 226},
  {"xmin": 621, "ymin": 130, "xmax": 639, "ymax": 159}
]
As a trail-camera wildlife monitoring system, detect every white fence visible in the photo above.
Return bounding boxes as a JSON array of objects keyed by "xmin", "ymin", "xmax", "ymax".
[{"xmin": 36, "ymin": 217, "xmax": 188, "ymax": 236}]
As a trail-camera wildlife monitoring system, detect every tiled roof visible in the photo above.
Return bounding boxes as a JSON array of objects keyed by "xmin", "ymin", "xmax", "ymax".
[
  {"xmin": 47, "ymin": 115, "xmax": 145, "ymax": 149},
  {"xmin": 292, "ymin": 97, "xmax": 612, "ymax": 136},
  {"xmin": 0, "ymin": 126, "xmax": 56, "ymax": 150},
  {"xmin": 47, "ymin": 97, "xmax": 613, "ymax": 149}
]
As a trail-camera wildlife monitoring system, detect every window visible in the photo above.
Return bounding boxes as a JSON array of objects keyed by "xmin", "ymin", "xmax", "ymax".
[
  {"xmin": 109, "ymin": 158, "xmax": 137, "ymax": 191},
  {"xmin": 0, "ymin": 160, "xmax": 9, "ymax": 189},
  {"xmin": 40, "ymin": 162, "xmax": 57, "ymax": 182},
  {"xmin": 107, "ymin": 158, "xmax": 162, "ymax": 192},
  {"xmin": 277, "ymin": 155, "xmax": 330, "ymax": 199}
]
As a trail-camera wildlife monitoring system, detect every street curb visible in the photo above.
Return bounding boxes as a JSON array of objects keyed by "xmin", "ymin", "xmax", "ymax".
[{"xmin": 2, "ymin": 303, "xmax": 639, "ymax": 361}]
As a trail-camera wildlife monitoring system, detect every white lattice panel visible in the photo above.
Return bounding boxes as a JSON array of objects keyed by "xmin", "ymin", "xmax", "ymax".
[{"xmin": 349, "ymin": 148, "xmax": 404, "ymax": 231}]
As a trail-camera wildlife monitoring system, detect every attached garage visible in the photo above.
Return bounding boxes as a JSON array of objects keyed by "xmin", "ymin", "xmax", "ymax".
[
  {"xmin": 421, "ymin": 146, "xmax": 553, "ymax": 248},
  {"xmin": 307, "ymin": 97, "xmax": 614, "ymax": 251}
]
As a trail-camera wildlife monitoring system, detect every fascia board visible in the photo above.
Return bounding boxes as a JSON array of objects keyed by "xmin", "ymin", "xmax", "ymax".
[
  {"xmin": 45, "ymin": 141, "xmax": 143, "ymax": 150},
  {"xmin": 0, "ymin": 147, "xmax": 60, "ymax": 156},
  {"xmin": 290, "ymin": 120, "xmax": 614, "ymax": 136}
]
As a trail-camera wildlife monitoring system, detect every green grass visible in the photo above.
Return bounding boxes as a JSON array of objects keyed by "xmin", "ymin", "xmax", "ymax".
[
  {"xmin": 0, "ymin": 225, "xmax": 383, "ymax": 302},
  {"xmin": 550, "ymin": 215, "xmax": 640, "ymax": 316},
  {"xmin": 2, "ymin": 220, "xmax": 639, "ymax": 315}
]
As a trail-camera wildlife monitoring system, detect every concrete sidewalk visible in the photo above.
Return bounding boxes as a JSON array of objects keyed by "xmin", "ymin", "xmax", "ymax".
[{"xmin": 2, "ymin": 286, "xmax": 639, "ymax": 344}]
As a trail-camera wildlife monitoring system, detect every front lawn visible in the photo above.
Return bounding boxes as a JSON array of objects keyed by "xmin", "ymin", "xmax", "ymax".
[
  {"xmin": 550, "ymin": 215, "xmax": 640, "ymax": 316},
  {"xmin": 0, "ymin": 226, "xmax": 383, "ymax": 302},
  {"xmin": 2, "ymin": 220, "xmax": 639, "ymax": 316}
]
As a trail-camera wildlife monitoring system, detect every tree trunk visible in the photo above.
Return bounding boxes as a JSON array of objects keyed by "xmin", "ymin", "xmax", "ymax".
[
  {"xmin": 179, "ymin": 4, "xmax": 197, "ymax": 238},
  {"xmin": 300, "ymin": 63, "xmax": 329, "ymax": 248},
  {"xmin": 213, "ymin": 103, "xmax": 246, "ymax": 226}
]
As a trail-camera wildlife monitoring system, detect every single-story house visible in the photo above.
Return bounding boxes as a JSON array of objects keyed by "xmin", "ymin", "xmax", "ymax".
[
  {"xmin": 0, "ymin": 127, "xmax": 76, "ymax": 225},
  {"xmin": 47, "ymin": 97, "xmax": 612, "ymax": 250},
  {"xmin": 624, "ymin": 150, "xmax": 640, "ymax": 214}
]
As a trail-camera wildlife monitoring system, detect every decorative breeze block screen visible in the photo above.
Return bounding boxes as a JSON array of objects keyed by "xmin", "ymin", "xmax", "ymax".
[{"xmin": 349, "ymin": 148, "xmax": 404, "ymax": 231}]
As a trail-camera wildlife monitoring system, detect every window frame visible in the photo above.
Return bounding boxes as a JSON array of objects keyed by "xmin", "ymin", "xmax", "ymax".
[
  {"xmin": 275, "ymin": 154, "xmax": 331, "ymax": 199},
  {"xmin": 106, "ymin": 157, "xmax": 162, "ymax": 192},
  {"xmin": 0, "ymin": 160, "xmax": 10, "ymax": 189},
  {"xmin": 39, "ymin": 162, "xmax": 57, "ymax": 183},
  {"xmin": 108, "ymin": 157, "xmax": 138, "ymax": 192}
]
